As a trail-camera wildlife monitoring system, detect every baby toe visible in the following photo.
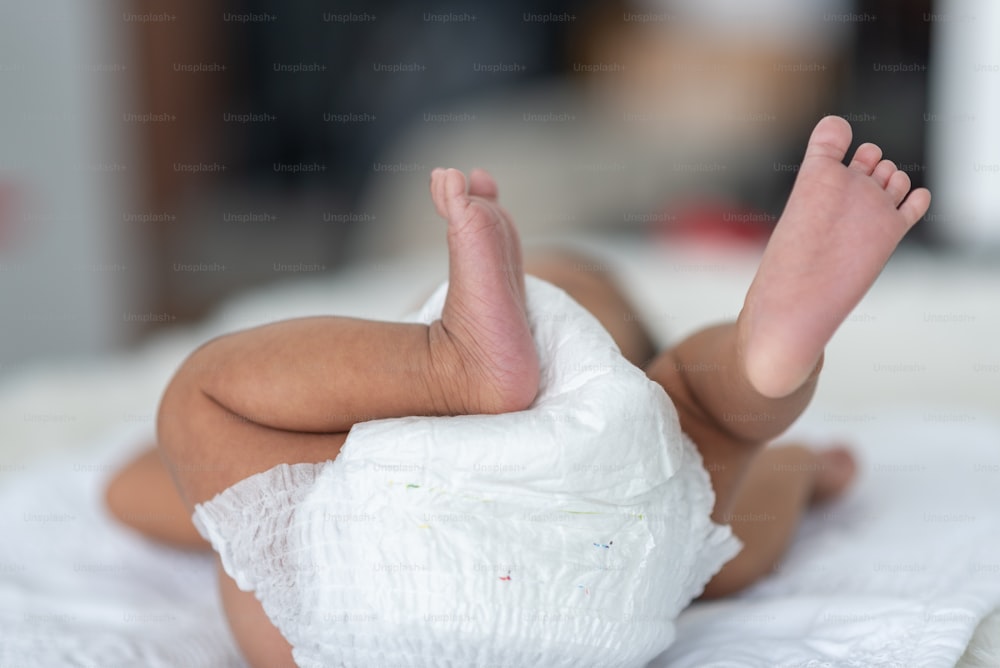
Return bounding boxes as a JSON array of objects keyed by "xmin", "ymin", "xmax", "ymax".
[
  {"xmin": 899, "ymin": 187, "xmax": 932, "ymax": 226},
  {"xmin": 886, "ymin": 170, "xmax": 912, "ymax": 207},
  {"xmin": 430, "ymin": 168, "xmax": 451, "ymax": 220},
  {"xmin": 871, "ymin": 159, "xmax": 897, "ymax": 189},
  {"xmin": 848, "ymin": 143, "xmax": 883, "ymax": 175}
]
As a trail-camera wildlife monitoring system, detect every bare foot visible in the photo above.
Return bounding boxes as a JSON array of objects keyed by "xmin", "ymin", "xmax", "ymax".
[
  {"xmin": 740, "ymin": 116, "xmax": 932, "ymax": 398},
  {"xmin": 426, "ymin": 167, "xmax": 540, "ymax": 414}
]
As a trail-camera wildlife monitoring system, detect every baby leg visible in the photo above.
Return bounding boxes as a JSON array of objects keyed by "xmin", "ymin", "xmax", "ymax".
[
  {"xmin": 649, "ymin": 116, "xmax": 928, "ymax": 593},
  {"xmin": 156, "ymin": 168, "xmax": 538, "ymax": 508},
  {"xmin": 107, "ymin": 168, "xmax": 536, "ymax": 543},
  {"xmin": 108, "ymin": 168, "xmax": 544, "ymax": 668},
  {"xmin": 108, "ymin": 246, "xmax": 659, "ymax": 549},
  {"xmin": 651, "ymin": 116, "xmax": 928, "ymax": 512},
  {"xmin": 105, "ymin": 447, "xmax": 208, "ymax": 549},
  {"xmin": 701, "ymin": 444, "xmax": 856, "ymax": 598}
]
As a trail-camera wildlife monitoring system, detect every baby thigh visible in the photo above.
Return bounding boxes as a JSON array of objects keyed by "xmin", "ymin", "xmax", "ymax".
[
  {"xmin": 157, "ymin": 352, "xmax": 350, "ymax": 664},
  {"xmin": 217, "ymin": 559, "xmax": 296, "ymax": 668},
  {"xmin": 156, "ymin": 347, "xmax": 349, "ymax": 507}
]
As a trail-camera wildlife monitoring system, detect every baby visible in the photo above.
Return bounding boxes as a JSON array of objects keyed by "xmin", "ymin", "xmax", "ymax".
[{"xmin": 107, "ymin": 116, "xmax": 930, "ymax": 667}]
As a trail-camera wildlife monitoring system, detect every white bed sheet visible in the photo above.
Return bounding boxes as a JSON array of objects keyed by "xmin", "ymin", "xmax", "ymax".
[
  {"xmin": 0, "ymin": 425, "xmax": 240, "ymax": 667},
  {"xmin": 1, "ymin": 238, "xmax": 998, "ymax": 667}
]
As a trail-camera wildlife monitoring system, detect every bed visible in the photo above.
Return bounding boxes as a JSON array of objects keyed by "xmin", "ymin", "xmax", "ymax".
[{"xmin": 1, "ymin": 236, "xmax": 998, "ymax": 667}]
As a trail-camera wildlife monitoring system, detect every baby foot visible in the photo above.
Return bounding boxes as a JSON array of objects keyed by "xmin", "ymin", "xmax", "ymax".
[
  {"xmin": 426, "ymin": 168, "xmax": 540, "ymax": 414},
  {"xmin": 740, "ymin": 116, "xmax": 931, "ymax": 398}
]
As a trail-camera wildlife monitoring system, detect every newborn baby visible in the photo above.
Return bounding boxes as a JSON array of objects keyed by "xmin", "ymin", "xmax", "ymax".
[{"xmin": 106, "ymin": 116, "xmax": 930, "ymax": 667}]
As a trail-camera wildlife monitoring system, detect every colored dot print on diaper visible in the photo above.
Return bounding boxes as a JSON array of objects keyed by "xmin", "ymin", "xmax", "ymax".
[
  {"xmin": 499, "ymin": 570, "xmax": 512, "ymax": 582},
  {"xmin": 406, "ymin": 483, "xmax": 420, "ymax": 489},
  {"xmin": 576, "ymin": 584, "xmax": 591, "ymax": 596},
  {"xmin": 593, "ymin": 540, "xmax": 614, "ymax": 549}
]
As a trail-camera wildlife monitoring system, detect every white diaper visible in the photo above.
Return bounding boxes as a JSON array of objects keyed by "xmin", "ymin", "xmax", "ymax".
[{"xmin": 193, "ymin": 277, "xmax": 740, "ymax": 668}]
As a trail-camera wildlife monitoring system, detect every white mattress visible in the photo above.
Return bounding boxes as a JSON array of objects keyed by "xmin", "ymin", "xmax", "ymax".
[{"xmin": 1, "ymin": 237, "xmax": 999, "ymax": 667}]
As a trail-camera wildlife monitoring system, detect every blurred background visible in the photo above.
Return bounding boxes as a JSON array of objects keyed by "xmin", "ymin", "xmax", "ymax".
[{"xmin": 0, "ymin": 0, "xmax": 996, "ymax": 372}]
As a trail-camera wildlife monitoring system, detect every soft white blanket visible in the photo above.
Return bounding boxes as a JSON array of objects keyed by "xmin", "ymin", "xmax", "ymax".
[{"xmin": 0, "ymin": 424, "xmax": 240, "ymax": 666}]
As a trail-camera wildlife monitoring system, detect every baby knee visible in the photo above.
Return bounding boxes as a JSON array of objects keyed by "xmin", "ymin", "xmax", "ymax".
[{"xmin": 155, "ymin": 342, "xmax": 220, "ymax": 454}]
